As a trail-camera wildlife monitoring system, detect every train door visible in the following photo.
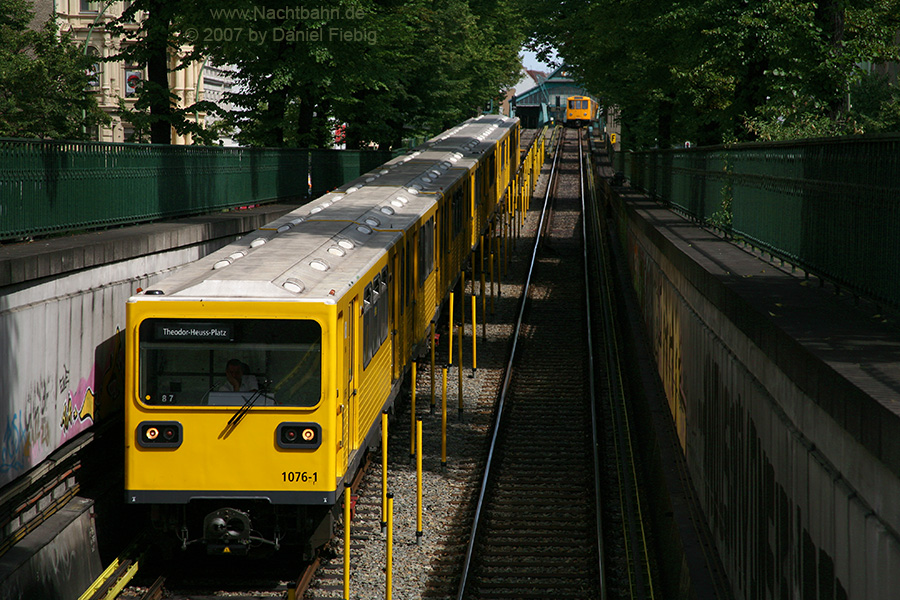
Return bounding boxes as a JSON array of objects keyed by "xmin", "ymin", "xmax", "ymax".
[
  {"xmin": 411, "ymin": 227, "xmax": 422, "ymax": 342},
  {"xmin": 337, "ymin": 306, "xmax": 350, "ymax": 475},
  {"xmin": 348, "ymin": 296, "xmax": 360, "ymax": 450},
  {"xmin": 406, "ymin": 234, "xmax": 415, "ymax": 349},
  {"xmin": 392, "ymin": 250, "xmax": 401, "ymax": 381}
]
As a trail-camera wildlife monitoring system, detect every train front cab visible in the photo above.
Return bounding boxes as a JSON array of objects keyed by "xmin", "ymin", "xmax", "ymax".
[
  {"xmin": 566, "ymin": 96, "xmax": 593, "ymax": 127},
  {"xmin": 125, "ymin": 299, "xmax": 340, "ymax": 554}
]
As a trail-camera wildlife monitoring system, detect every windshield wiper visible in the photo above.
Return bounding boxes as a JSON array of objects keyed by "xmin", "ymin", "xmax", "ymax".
[{"xmin": 228, "ymin": 390, "xmax": 263, "ymax": 428}]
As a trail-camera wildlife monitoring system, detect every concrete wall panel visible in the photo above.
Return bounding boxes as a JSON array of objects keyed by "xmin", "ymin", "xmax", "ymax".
[
  {"xmin": 0, "ymin": 245, "xmax": 215, "ymax": 488},
  {"xmin": 0, "ymin": 497, "xmax": 101, "ymax": 600},
  {"xmin": 618, "ymin": 209, "xmax": 900, "ymax": 600}
]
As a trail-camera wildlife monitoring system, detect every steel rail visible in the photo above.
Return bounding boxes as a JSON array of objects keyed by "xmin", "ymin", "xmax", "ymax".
[
  {"xmin": 455, "ymin": 127, "xmax": 566, "ymax": 600},
  {"xmin": 594, "ymin": 141, "xmax": 657, "ymax": 598},
  {"xmin": 580, "ymin": 128, "xmax": 609, "ymax": 600}
]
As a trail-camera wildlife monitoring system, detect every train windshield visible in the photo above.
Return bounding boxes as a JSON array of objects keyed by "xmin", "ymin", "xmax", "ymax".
[{"xmin": 137, "ymin": 318, "xmax": 322, "ymax": 407}]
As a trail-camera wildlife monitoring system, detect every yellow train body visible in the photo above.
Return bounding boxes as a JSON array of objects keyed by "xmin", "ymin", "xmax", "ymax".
[
  {"xmin": 566, "ymin": 96, "xmax": 596, "ymax": 126},
  {"xmin": 123, "ymin": 115, "xmax": 543, "ymax": 555}
]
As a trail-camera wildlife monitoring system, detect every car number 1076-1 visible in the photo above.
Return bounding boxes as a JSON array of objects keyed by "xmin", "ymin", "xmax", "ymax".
[{"xmin": 282, "ymin": 471, "xmax": 317, "ymax": 483}]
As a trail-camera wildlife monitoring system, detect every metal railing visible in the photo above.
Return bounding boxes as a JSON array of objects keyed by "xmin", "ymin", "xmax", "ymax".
[
  {"xmin": 626, "ymin": 135, "xmax": 900, "ymax": 308},
  {"xmin": 0, "ymin": 139, "xmax": 394, "ymax": 241}
]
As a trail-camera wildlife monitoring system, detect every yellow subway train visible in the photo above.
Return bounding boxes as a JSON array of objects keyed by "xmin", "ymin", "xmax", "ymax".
[
  {"xmin": 124, "ymin": 115, "xmax": 541, "ymax": 556},
  {"xmin": 566, "ymin": 95, "xmax": 596, "ymax": 127}
]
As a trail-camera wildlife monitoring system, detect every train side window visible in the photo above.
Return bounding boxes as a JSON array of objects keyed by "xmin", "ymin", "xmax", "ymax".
[
  {"xmin": 475, "ymin": 166, "xmax": 484, "ymax": 207},
  {"xmin": 362, "ymin": 269, "xmax": 391, "ymax": 369},
  {"xmin": 406, "ymin": 237, "xmax": 414, "ymax": 306},
  {"xmin": 451, "ymin": 185, "xmax": 465, "ymax": 240},
  {"xmin": 363, "ymin": 283, "xmax": 374, "ymax": 367},
  {"xmin": 379, "ymin": 267, "xmax": 389, "ymax": 353},
  {"xmin": 418, "ymin": 216, "xmax": 434, "ymax": 287},
  {"xmin": 442, "ymin": 193, "xmax": 450, "ymax": 255},
  {"xmin": 372, "ymin": 274, "xmax": 381, "ymax": 362},
  {"xmin": 399, "ymin": 246, "xmax": 405, "ymax": 316}
]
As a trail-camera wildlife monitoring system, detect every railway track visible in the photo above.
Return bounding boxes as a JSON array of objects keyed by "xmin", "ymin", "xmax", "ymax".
[
  {"xmin": 103, "ymin": 127, "xmax": 661, "ymax": 600},
  {"xmin": 456, "ymin": 127, "xmax": 603, "ymax": 599}
]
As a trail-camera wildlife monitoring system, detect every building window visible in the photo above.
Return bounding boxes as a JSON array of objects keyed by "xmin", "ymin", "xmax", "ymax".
[
  {"xmin": 125, "ymin": 68, "xmax": 142, "ymax": 97},
  {"xmin": 81, "ymin": 0, "xmax": 98, "ymax": 13},
  {"xmin": 86, "ymin": 47, "xmax": 101, "ymax": 88}
]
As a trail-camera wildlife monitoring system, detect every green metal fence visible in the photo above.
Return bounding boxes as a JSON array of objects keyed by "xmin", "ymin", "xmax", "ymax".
[
  {"xmin": 626, "ymin": 135, "xmax": 900, "ymax": 308},
  {"xmin": 0, "ymin": 139, "xmax": 394, "ymax": 241}
]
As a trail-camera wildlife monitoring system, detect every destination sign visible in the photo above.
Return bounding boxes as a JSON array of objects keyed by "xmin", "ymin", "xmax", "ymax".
[{"xmin": 155, "ymin": 322, "xmax": 233, "ymax": 341}]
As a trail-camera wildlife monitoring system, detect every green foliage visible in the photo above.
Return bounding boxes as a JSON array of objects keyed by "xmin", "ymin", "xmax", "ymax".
[
  {"xmin": 849, "ymin": 70, "xmax": 900, "ymax": 132},
  {"xmin": 525, "ymin": 0, "xmax": 900, "ymax": 147},
  {"xmin": 0, "ymin": 0, "xmax": 107, "ymax": 139},
  {"xmin": 184, "ymin": 0, "xmax": 525, "ymax": 149},
  {"xmin": 104, "ymin": 0, "xmax": 218, "ymax": 144}
]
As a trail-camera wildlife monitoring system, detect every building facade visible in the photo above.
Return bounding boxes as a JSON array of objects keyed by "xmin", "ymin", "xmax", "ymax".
[
  {"xmin": 55, "ymin": 0, "xmax": 207, "ymax": 144},
  {"xmin": 511, "ymin": 66, "xmax": 595, "ymax": 128}
]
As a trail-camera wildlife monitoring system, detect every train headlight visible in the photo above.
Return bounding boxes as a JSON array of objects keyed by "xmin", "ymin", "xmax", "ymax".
[
  {"xmin": 137, "ymin": 421, "xmax": 183, "ymax": 448},
  {"xmin": 276, "ymin": 422, "xmax": 322, "ymax": 450}
]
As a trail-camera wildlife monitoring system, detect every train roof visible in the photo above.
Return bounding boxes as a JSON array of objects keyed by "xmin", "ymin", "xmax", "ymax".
[{"xmin": 130, "ymin": 115, "xmax": 518, "ymax": 305}]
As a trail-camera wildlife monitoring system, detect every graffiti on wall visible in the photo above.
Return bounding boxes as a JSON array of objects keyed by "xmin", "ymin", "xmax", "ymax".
[
  {"xmin": 624, "ymin": 227, "xmax": 864, "ymax": 599},
  {"xmin": 699, "ymin": 353, "xmax": 850, "ymax": 600},
  {"xmin": 59, "ymin": 329, "xmax": 124, "ymax": 445},
  {"xmin": 630, "ymin": 236, "xmax": 686, "ymax": 448},
  {"xmin": 1, "ymin": 328, "xmax": 124, "ymax": 479},
  {"xmin": 1, "ymin": 377, "xmax": 53, "ymax": 474}
]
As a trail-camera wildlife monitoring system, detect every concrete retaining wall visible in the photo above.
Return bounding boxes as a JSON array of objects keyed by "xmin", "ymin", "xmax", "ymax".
[
  {"xmin": 612, "ymin": 190, "xmax": 900, "ymax": 600},
  {"xmin": 0, "ymin": 205, "xmax": 299, "ymax": 489},
  {"xmin": 0, "ymin": 497, "xmax": 101, "ymax": 600}
]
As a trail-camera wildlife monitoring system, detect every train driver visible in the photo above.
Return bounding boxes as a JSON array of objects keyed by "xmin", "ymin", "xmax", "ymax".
[{"xmin": 218, "ymin": 358, "xmax": 259, "ymax": 392}]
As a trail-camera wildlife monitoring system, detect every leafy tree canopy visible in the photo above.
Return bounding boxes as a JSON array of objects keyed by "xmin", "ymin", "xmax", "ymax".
[
  {"xmin": 0, "ymin": 0, "xmax": 107, "ymax": 139},
  {"xmin": 525, "ymin": 0, "xmax": 900, "ymax": 147},
  {"xmin": 106, "ymin": 0, "xmax": 525, "ymax": 148}
]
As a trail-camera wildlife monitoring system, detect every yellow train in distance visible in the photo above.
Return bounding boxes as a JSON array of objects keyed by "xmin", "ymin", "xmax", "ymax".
[
  {"xmin": 566, "ymin": 95, "xmax": 596, "ymax": 127},
  {"xmin": 124, "ymin": 115, "xmax": 539, "ymax": 557}
]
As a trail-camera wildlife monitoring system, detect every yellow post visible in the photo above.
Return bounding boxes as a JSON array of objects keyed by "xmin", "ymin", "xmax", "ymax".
[
  {"xmin": 410, "ymin": 361, "xmax": 417, "ymax": 459},
  {"xmin": 416, "ymin": 419, "xmax": 423, "ymax": 544},
  {"xmin": 457, "ymin": 325, "xmax": 463, "ymax": 418},
  {"xmin": 504, "ymin": 211, "xmax": 510, "ymax": 275},
  {"xmin": 441, "ymin": 366, "xmax": 447, "ymax": 470},
  {"xmin": 489, "ymin": 251, "xmax": 495, "ymax": 314},
  {"xmin": 499, "ymin": 212, "xmax": 504, "ymax": 277},
  {"xmin": 381, "ymin": 411, "xmax": 387, "ymax": 534},
  {"xmin": 448, "ymin": 292, "xmax": 454, "ymax": 366},
  {"xmin": 430, "ymin": 322, "xmax": 436, "ymax": 414},
  {"xmin": 460, "ymin": 270, "xmax": 466, "ymax": 343},
  {"xmin": 343, "ymin": 482, "xmax": 351, "ymax": 600},
  {"xmin": 481, "ymin": 271, "xmax": 486, "ymax": 339},
  {"xmin": 479, "ymin": 236, "xmax": 484, "ymax": 286},
  {"xmin": 495, "ymin": 234, "xmax": 501, "ymax": 297},
  {"xmin": 471, "ymin": 295, "xmax": 477, "ymax": 375},
  {"xmin": 386, "ymin": 493, "xmax": 393, "ymax": 600}
]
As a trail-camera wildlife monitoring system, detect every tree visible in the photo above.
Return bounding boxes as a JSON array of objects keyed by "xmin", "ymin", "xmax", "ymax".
[
  {"xmin": 105, "ymin": 0, "xmax": 217, "ymax": 144},
  {"xmin": 186, "ymin": 0, "xmax": 525, "ymax": 149},
  {"xmin": 0, "ymin": 0, "xmax": 107, "ymax": 139},
  {"xmin": 525, "ymin": 0, "xmax": 900, "ymax": 147}
]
